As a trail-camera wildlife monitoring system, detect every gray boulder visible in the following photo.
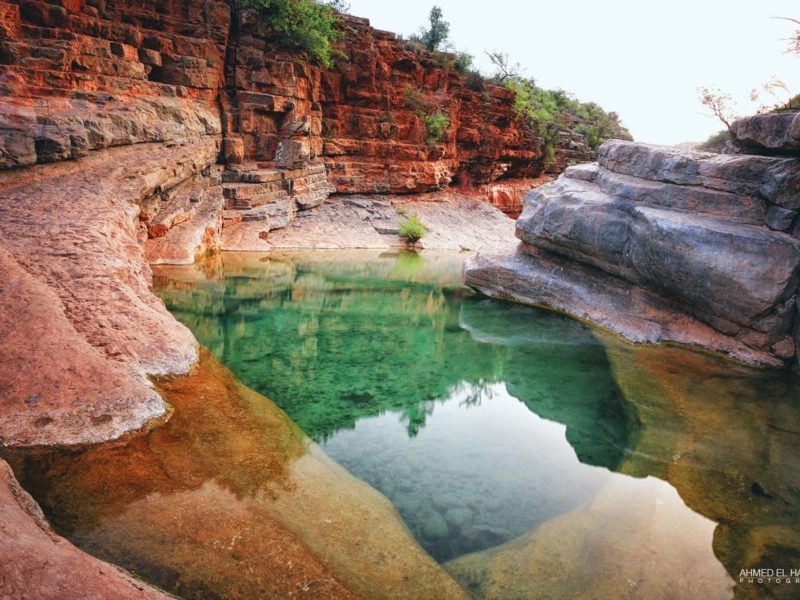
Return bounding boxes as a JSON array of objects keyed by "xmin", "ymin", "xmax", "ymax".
[
  {"xmin": 466, "ymin": 131, "xmax": 800, "ymax": 365},
  {"xmin": 731, "ymin": 112, "xmax": 800, "ymax": 155}
]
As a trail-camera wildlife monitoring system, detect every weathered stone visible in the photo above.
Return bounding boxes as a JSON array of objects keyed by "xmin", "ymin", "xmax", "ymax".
[
  {"xmin": 467, "ymin": 131, "xmax": 800, "ymax": 365},
  {"xmin": 731, "ymin": 111, "xmax": 800, "ymax": 154},
  {"xmin": 145, "ymin": 184, "xmax": 224, "ymax": 265},
  {"xmin": 766, "ymin": 204, "xmax": 797, "ymax": 231},
  {"xmin": 517, "ymin": 176, "xmax": 800, "ymax": 327},
  {"xmin": 223, "ymin": 136, "xmax": 244, "ymax": 163},
  {"xmin": 599, "ymin": 140, "xmax": 800, "ymax": 209},
  {"xmin": 563, "ymin": 162, "xmax": 599, "ymax": 182}
]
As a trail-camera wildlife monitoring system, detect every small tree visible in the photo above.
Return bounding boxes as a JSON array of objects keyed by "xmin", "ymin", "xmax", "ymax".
[
  {"xmin": 486, "ymin": 51, "xmax": 523, "ymax": 83},
  {"xmin": 777, "ymin": 17, "xmax": 800, "ymax": 55},
  {"xmin": 419, "ymin": 6, "xmax": 450, "ymax": 51},
  {"xmin": 750, "ymin": 76, "xmax": 794, "ymax": 113},
  {"xmin": 423, "ymin": 110, "xmax": 450, "ymax": 146},
  {"xmin": 697, "ymin": 86, "xmax": 738, "ymax": 131}
]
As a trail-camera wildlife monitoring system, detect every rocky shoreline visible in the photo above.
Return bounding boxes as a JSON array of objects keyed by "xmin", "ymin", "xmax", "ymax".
[
  {"xmin": 466, "ymin": 113, "xmax": 800, "ymax": 366},
  {"xmin": 1, "ymin": 0, "xmax": 799, "ymax": 596}
]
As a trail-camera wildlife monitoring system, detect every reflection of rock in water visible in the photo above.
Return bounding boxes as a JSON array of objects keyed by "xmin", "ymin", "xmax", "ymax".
[
  {"xmin": 3, "ymin": 349, "xmax": 469, "ymax": 600},
  {"xmin": 603, "ymin": 338, "xmax": 800, "ymax": 600},
  {"xmin": 445, "ymin": 476, "xmax": 734, "ymax": 600},
  {"xmin": 459, "ymin": 299, "xmax": 634, "ymax": 472},
  {"xmin": 323, "ymin": 383, "xmax": 612, "ymax": 563},
  {"xmin": 445, "ymin": 334, "xmax": 800, "ymax": 600}
]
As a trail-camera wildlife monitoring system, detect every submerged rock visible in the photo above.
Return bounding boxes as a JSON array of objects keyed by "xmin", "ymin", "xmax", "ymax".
[
  {"xmin": 3, "ymin": 349, "xmax": 471, "ymax": 600},
  {"xmin": 0, "ymin": 459, "xmax": 170, "ymax": 599}
]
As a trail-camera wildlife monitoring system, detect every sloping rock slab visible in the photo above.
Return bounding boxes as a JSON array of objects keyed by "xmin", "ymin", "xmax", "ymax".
[
  {"xmin": 0, "ymin": 459, "xmax": 169, "ymax": 600},
  {"xmin": 598, "ymin": 140, "xmax": 800, "ymax": 208},
  {"xmin": 517, "ymin": 176, "xmax": 800, "ymax": 328},
  {"xmin": 463, "ymin": 246, "xmax": 781, "ymax": 366},
  {"xmin": 0, "ymin": 140, "xmax": 218, "ymax": 446}
]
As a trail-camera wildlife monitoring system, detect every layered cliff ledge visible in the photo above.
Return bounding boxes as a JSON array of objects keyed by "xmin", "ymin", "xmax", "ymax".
[
  {"xmin": 0, "ymin": 0, "xmax": 601, "ymax": 263},
  {"xmin": 465, "ymin": 112, "xmax": 800, "ymax": 366}
]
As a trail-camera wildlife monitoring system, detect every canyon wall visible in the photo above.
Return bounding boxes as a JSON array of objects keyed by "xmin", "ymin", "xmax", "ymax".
[
  {"xmin": 0, "ymin": 2, "xmax": 577, "ymax": 596},
  {"xmin": 465, "ymin": 111, "xmax": 800, "ymax": 366},
  {"xmin": 1, "ymin": 0, "xmax": 596, "ymax": 258}
]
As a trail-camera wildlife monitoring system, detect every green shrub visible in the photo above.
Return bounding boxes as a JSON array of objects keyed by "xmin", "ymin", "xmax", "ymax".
[
  {"xmin": 454, "ymin": 51, "xmax": 474, "ymax": 73},
  {"xmin": 242, "ymin": 0, "xmax": 343, "ymax": 68},
  {"xmin": 397, "ymin": 214, "xmax": 426, "ymax": 242},
  {"xmin": 423, "ymin": 110, "xmax": 450, "ymax": 146}
]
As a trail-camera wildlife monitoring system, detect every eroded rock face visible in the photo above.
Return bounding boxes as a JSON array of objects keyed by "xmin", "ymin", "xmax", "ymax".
[
  {"xmin": 0, "ymin": 141, "xmax": 220, "ymax": 446},
  {"xmin": 731, "ymin": 111, "xmax": 800, "ymax": 155},
  {"xmin": 0, "ymin": 459, "xmax": 170, "ymax": 599},
  {"xmin": 466, "ymin": 131, "xmax": 800, "ymax": 365}
]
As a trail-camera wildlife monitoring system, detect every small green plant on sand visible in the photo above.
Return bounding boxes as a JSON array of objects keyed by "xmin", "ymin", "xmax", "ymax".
[{"xmin": 397, "ymin": 213, "xmax": 426, "ymax": 242}]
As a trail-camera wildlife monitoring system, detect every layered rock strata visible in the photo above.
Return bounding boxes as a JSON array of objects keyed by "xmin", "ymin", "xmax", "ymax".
[
  {"xmin": 465, "ymin": 113, "xmax": 800, "ymax": 365},
  {"xmin": 0, "ymin": 140, "xmax": 219, "ymax": 447},
  {"xmin": 1, "ymin": 0, "xmax": 587, "ymax": 259}
]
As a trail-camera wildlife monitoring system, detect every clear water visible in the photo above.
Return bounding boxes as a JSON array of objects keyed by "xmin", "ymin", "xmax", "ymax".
[
  {"xmin": 6, "ymin": 250, "xmax": 800, "ymax": 600},
  {"xmin": 154, "ymin": 251, "xmax": 632, "ymax": 562}
]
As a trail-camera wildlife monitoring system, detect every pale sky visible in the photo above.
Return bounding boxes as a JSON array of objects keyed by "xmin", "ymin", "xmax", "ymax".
[{"xmin": 346, "ymin": 0, "xmax": 800, "ymax": 145}]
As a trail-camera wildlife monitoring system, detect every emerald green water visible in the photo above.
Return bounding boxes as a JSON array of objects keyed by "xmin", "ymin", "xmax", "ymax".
[
  {"xmin": 153, "ymin": 250, "xmax": 635, "ymax": 561},
  {"xmin": 6, "ymin": 249, "xmax": 800, "ymax": 598}
]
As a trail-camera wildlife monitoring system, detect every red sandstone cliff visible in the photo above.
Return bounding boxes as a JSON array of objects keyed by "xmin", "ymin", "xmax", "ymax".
[{"xmin": 0, "ymin": 1, "xmax": 581, "ymax": 195}]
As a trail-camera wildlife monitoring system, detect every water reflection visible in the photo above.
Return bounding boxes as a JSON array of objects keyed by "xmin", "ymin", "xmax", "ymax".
[
  {"xmin": 151, "ymin": 250, "xmax": 800, "ymax": 599},
  {"xmin": 3, "ymin": 250, "xmax": 800, "ymax": 600},
  {"xmin": 153, "ymin": 251, "xmax": 635, "ymax": 561}
]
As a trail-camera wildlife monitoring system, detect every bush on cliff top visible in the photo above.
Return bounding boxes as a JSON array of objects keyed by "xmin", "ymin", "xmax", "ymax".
[
  {"xmin": 501, "ymin": 71, "xmax": 631, "ymax": 166},
  {"xmin": 243, "ymin": 0, "xmax": 343, "ymax": 68}
]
